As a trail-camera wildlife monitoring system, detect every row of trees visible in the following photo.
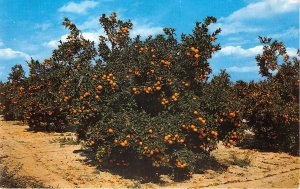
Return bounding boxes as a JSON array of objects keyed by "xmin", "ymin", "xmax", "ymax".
[{"xmin": 0, "ymin": 13, "xmax": 299, "ymax": 180}]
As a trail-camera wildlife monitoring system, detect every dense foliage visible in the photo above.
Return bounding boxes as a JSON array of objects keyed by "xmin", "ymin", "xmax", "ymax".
[
  {"xmin": 235, "ymin": 37, "xmax": 299, "ymax": 155},
  {"xmin": 0, "ymin": 13, "xmax": 298, "ymax": 180}
]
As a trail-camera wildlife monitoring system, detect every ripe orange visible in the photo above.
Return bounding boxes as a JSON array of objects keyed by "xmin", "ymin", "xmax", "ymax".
[
  {"xmin": 108, "ymin": 128, "xmax": 113, "ymax": 133},
  {"xmin": 229, "ymin": 112, "xmax": 236, "ymax": 117},
  {"xmin": 120, "ymin": 142, "xmax": 126, "ymax": 147},
  {"xmin": 96, "ymin": 85, "xmax": 103, "ymax": 91}
]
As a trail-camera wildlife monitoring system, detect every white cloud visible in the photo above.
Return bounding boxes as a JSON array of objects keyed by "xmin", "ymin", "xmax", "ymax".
[
  {"xmin": 58, "ymin": 0, "xmax": 99, "ymax": 14},
  {"xmin": 45, "ymin": 19, "xmax": 163, "ymax": 49},
  {"xmin": 286, "ymin": 47, "xmax": 298, "ymax": 57},
  {"xmin": 131, "ymin": 22, "xmax": 163, "ymax": 38},
  {"xmin": 224, "ymin": 37, "xmax": 253, "ymax": 46},
  {"xmin": 214, "ymin": 0, "xmax": 299, "ymax": 35},
  {"xmin": 43, "ymin": 34, "xmax": 69, "ymax": 48},
  {"xmin": 34, "ymin": 23, "xmax": 52, "ymax": 30},
  {"xmin": 217, "ymin": 45, "xmax": 298, "ymax": 59},
  {"xmin": 43, "ymin": 31, "xmax": 104, "ymax": 49},
  {"xmin": 79, "ymin": 17, "xmax": 99, "ymax": 30},
  {"xmin": 271, "ymin": 27, "xmax": 299, "ymax": 39},
  {"xmin": 217, "ymin": 45, "xmax": 263, "ymax": 57},
  {"xmin": 224, "ymin": 0, "xmax": 299, "ymax": 22},
  {"xmin": 44, "ymin": 40, "xmax": 60, "ymax": 49},
  {"xmin": 0, "ymin": 48, "xmax": 30, "ymax": 60},
  {"xmin": 79, "ymin": 17, "xmax": 163, "ymax": 38},
  {"xmin": 226, "ymin": 65, "xmax": 259, "ymax": 73},
  {"xmin": 82, "ymin": 32, "xmax": 102, "ymax": 43},
  {"xmin": 212, "ymin": 22, "xmax": 262, "ymax": 36},
  {"xmin": 224, "ymin": 47, "xmax": 298, "ymax": 73}
]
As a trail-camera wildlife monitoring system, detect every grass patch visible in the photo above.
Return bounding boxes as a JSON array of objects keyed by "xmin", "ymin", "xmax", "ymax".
[
  {"xmin": 230, "ymin": 152, "xmax": 252, "ymax": 167},
  {"xmin": 128, "ymin": 181, "xmax": 142, "ymax": 189},
  {"xmin": 50, "ymin": 136, "xmax": 78, "ymax": 146}
]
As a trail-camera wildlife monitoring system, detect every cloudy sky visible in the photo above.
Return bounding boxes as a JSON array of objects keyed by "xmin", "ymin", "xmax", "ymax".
[{"xmin": 0, "ymin": 0, "xmax": 298, "ymax": 81}]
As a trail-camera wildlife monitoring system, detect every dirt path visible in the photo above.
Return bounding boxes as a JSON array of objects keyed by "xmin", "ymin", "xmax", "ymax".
[{"xmin": 0, "ymin": 118, "xmax": 299, "ymax": 188}]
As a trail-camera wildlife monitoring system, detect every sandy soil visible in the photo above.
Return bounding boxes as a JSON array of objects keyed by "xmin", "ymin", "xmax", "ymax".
[{"xmin": 0, "ymin": 118, "xmax": 299, "ymax": 188}]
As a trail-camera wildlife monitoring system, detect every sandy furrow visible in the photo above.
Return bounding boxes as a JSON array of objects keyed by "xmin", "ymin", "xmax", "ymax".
[
  {"xmin": 0, "ymin": 121, "xmax": 73, "ymax": 187},
  {"xmin": 0, "ymin": 118, "xmax": 299, "ymax": 188}
]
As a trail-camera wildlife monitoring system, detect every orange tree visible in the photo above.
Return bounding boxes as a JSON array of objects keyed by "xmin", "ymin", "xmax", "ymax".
[
  {"xmin": 235, "ymin": 37, "xmax": 299, "ymax": 155},
  {"xmin": 0, "ymin": 81, "xmax": 4, "ymax": 113},
  {"xmin": 0, "ymin": 65, "xmax": 26, "ymax": 120},
  {"xmin": 22, "ymin": 18, "xmax": 97, "ymax": 131},
  {"xmin": 22, "ymin": 58, "xmax": 70, "ymax": 131},
  {"xmin": 0, "ymin": 13, "xmax": 245, "ymax": 179},
  {"xmin": 69, "ymin": 13, "xmax": 245, "ymax": 179}
]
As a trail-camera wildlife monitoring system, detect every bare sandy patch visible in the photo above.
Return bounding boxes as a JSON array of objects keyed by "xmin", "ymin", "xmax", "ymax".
[{"xmin": 0, "ymin": 119, "xmax": 299, "ymax": 188}]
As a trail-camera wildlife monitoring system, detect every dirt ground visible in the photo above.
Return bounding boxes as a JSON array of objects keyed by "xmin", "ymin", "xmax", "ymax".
[{"xmin": 0, "ymin": 118, "xmax": 299, "ymax": 188}]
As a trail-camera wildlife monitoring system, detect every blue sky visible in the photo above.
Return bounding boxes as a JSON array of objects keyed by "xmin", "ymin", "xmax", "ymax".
[{"xmin": 0, "ymin": 0, "xmax": 298, "ymax": 81}]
